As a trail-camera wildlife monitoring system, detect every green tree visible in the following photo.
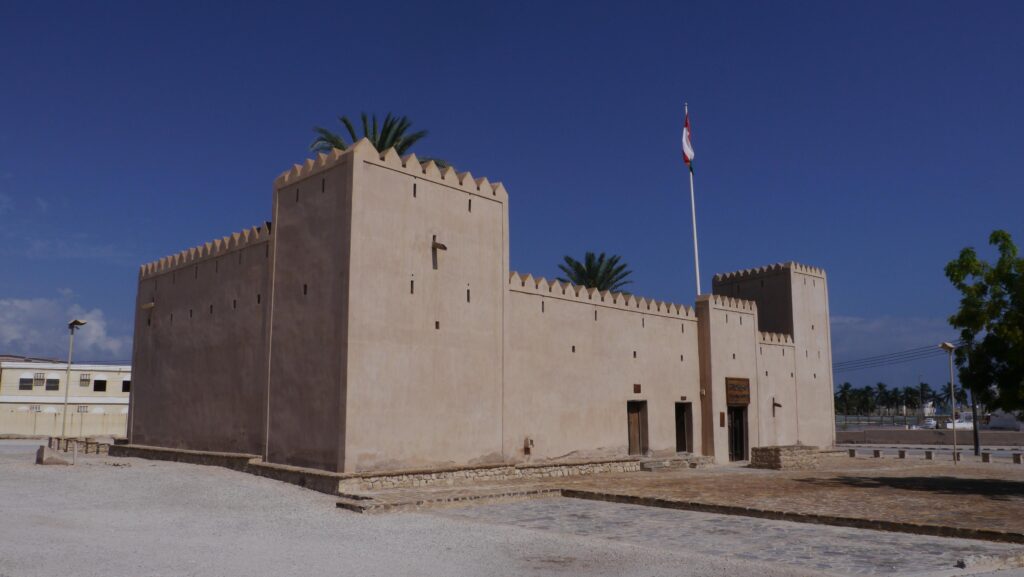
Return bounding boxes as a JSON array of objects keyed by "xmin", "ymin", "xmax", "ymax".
[
  {"xmin": 836, "ymin": 382, "xmax": 854, "ymax": 419},
  {"xmin": 946, "ymin": 230, "xmax": 1024, "ymax": 416},
  {"xmin": 874, "ymin": 382, "xmax": 889, "ymax": 416},
  {"xmin": 917, "ymin": 382, "xmax": 934, "ymax": 412},
  {"xmin": 557, "ymin": 252, "xmax": 633, "ymax": 292},
  {"xmin": 311, "ymin": 112, "xmax": 439, "ymax": 161}
]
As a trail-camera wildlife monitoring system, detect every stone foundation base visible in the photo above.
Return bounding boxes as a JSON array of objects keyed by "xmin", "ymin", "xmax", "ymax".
[{"xmin": 750, "ymin": 445, "xmax": 819, "ymax": 470}]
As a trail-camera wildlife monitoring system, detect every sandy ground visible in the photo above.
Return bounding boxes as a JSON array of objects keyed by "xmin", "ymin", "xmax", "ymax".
[
  {"xmin": 0, "ymin": 440, "xmax": 824, "ymax": 577},
  {"xmin": 2, "ymin": 439, "xmax": 1022, "ymax": 577}
]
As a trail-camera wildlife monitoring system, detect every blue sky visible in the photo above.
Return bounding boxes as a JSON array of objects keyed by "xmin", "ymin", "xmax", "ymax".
[{"xmin": 1, "ymin": 1, "xmax": 1021, "ymax": 392}]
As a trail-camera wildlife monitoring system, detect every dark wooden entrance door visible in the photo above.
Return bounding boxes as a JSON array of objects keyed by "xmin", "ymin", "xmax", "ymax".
[
  {"xmin": 727, "ymin": 406, "xmax": 747, "ymax": 461},
  {"xmin": 674, "ymin": 402, "xmax": 692, "ymax": 453},
  {"xmin": 627, "ymin": 401, "xmax": 649, "ymax": 456}
]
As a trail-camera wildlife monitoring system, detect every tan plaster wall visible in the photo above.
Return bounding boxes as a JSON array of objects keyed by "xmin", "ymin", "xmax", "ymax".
[
  {"xmin": 129, "ymin": 238, "xmax": 270, "ymax": 454},
  {"xmin": 340, "ymin": 149, "xmax": 507, "ymax": 471},
  {"xmin": 789, "ymin": 269, "xmax": 835, "ymax": 447},
  {"xmin": 755, "ymin": 340, "xmax": 798, "ymax": 445},
  {"xmin": 504, "ymin": 282, "xmax": 700, "ymax": 462},
  {"xmin": 265, "ymin": 160, "xmax": 353, "ymax": 471},
  {"xmin": 697, "ymin": 296, "xmax": 760, "ymax": 463}
]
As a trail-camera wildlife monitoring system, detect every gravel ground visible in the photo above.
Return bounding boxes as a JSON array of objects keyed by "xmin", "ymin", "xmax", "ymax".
[{"xmin": 0, "ymin": 440, "xmax": 821, "ymax": 577}]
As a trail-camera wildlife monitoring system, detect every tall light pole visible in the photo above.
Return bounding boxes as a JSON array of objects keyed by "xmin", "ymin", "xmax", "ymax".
[
  {"xmin": 60, "ymin": 319, "xmax": 87, "ymax": 439},
  {"xmin": 939, "ymin": 341, "xmax": 958, "ymax": 465}
]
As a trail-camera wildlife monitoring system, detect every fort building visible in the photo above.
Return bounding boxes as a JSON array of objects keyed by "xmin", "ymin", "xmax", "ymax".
[{"xmin": 128, "ymin": 139, "xmax": 835, "ymax": 472}]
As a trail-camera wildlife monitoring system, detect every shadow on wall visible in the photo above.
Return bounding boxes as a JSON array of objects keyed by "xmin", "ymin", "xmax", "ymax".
[{"xmin": 796, "ymin": 475, "xmax": 1024, "ymax": 501}]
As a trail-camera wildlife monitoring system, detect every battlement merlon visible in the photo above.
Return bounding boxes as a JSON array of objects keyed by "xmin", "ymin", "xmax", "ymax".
[
  {"xmin": 758, "ymin": 331, "xmax": 795, "ymax": 346},
  {"xmin": 138, "ymin": 222, "xmax": 272, "ymax": 280},
  {"xmin": 697, "ymin": 293, "xmax": 758, "ymax": 312},
  {"xmin": 273, "ymin": 138, "xmax": 509, "ymax": 203},
  {"xmin": 712, "ymin": 261, "xmax": 827, "ymax": 284},
  {"xmin": 509, "ymin": 272, "xmax": 695, "ymax": 319}
]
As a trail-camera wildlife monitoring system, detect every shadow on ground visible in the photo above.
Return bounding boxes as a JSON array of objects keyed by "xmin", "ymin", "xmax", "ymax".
[{"xmin": 797, "ymin": 475, "xmax": 1024, "ymax": 500}]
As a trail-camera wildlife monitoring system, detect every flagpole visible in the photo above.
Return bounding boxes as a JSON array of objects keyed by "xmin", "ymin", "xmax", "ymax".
[
  {"xmin": 688, "ymin": 165, "xmax": 701, "ymax": 295},
  {"xmin": 685, "ymin": 102, "xmax": 701, "ymax": 296}
]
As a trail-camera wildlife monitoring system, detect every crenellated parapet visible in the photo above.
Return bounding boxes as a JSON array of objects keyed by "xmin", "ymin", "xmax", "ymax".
[
  {"xmin": 273, "ymin": 138, "xmax": 508, "ymax": 202},
  {"xmin": 713, "ymin": 261, "xmax": 826, "ymax": 283},
  {"xmin": 138, "ymin": 222, "xmax": 272, "ymax": 279},
  {"xmin": 706, "ymin": 294, "xmax": 757, "ymax": 312},
  {"xmin": 758, "ymin": 331, "xmax": 795, "ymax": 345},
  {"xmin": 508, "ymin": 272, "xmax": 694, "ymax": 318}
]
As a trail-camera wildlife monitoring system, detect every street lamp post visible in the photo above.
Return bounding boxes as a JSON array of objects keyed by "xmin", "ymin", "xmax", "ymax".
[
  {"xmin": 60, "ymin": 319, "xmax": 87, "ymax": 439},
  {"xmin": 939, "ymin": 342, "xmax": 958, "ymax": 465}
]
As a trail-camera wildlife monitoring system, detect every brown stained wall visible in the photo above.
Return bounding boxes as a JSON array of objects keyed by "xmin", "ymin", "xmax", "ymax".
[
  {"xmin": 714, "ymin": 266, "xmax": 793, "ymax": 335},
  {"xmin": 696, "ymin": 296, "xmax": 760, "ymax": 463},
  {"xmin": 755, "ymin": 340, "xmax": 798, "ymax": 445},
  {"xmin": 340, "ymin": 149, "xmax": 506, "ymax": 471},
  {"xmin": 129, "ymin": 240, "xmax": 270, "ymax": 454},
  {"xmin": 265, "ymin": 160, "xmax": 354, "ymax": 471},
  {"xmin": 503, "ymin": 285, "xmax": 700, "ymax": 462}
]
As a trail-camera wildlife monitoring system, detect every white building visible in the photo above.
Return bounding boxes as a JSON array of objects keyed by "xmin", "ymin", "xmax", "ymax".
[{"xmin": 0, "ymin": 355, "xmax": 131, "ymax": 438}]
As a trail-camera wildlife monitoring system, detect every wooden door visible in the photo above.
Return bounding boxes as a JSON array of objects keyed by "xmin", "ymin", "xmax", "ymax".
[
  {"xmin": 675, "ymin": 402, "xmax": 692, "ymax": 453},
  {"xmin": 627, "ymin": 401, "xmax": 648, "ymax": 455}
]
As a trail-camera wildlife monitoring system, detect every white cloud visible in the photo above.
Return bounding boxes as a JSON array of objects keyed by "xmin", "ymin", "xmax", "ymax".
[{"xmin": 0, "ymin": 293, "xmax": 129, "ymax": 360}]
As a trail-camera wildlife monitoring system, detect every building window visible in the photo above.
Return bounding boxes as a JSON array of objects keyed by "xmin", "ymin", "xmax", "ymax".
[
  {"xmin": 80, "ymin": 373, "xmax": 91, "ymax": 387},
  {"xmin": 33, "ymin": 373, "xmax": 44, "ymax": 387},
  {"xmin": 93, "ymin": 380, "xmax": 107, "ymax": 392},
  {"xmin": 122, "ymin": 380, "xmax": 131, "ymax": 393},
  {"xmin": 18, "ymin": 378, "xmax": 32, "ymax": 390},
  {"xmin": 77, "ymin": 405, "xmax": 89, "ymax": 413},
  {"xmin": 45, "ymin": 379, "xmax": 59, "ymax": 391}
]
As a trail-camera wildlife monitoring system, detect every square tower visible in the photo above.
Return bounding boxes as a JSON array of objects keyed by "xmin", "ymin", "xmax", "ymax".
[{"xmin": 712, "ymin": 263, "xmax": 835, "ymax": 447}]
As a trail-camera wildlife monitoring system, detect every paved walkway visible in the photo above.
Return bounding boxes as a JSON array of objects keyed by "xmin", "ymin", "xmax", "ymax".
[{"xmin": 433, "ymin": 498, "xmax": 1023, "ymax": 576}]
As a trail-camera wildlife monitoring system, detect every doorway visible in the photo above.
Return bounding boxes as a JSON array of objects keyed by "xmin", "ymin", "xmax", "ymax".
[
  {"xmin": 727, "ymin": 406, "xmax": 747, "ymax": 461},
  {"xmin": 627, "ymin": 401, "xmax": 649, "ymax": 456},
  {"xmin": 674, "ymin": 402, "xmax": 693, "ymax": 453}
]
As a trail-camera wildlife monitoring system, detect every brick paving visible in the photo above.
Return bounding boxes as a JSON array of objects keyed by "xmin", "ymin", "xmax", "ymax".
[{"xmin": 344, "ymin": 454, "xmax": 1024, "ymax": 541}]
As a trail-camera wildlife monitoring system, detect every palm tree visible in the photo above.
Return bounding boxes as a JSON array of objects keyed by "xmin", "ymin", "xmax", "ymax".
[
  {"xmin": 836, "ymin": 382, "xmax": 853, "ymax": 421},
  {"xmin": 917, "ymin": 382, "xmax": 934, "ymax": 414},
  {"xmin": 311, "ymin": 112, "xmax": 437, "ymax": 160},
  {"xmin": 557, "ymin": 252, "xmax": 633, "ymax": 292},
  {"xmin": 874, "ymin": 382, "xmax": 889, "ymax": 417}
]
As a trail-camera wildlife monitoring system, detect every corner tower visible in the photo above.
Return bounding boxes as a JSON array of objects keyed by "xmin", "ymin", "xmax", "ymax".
[{"xmin": 712, "ymin": 263, "xmax": 835, "ymax": 447}]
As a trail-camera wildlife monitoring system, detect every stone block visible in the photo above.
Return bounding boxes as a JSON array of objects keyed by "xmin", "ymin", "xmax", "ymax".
[
  {"xmin": 35, "ymin": 446, "xmax": 70, "ymax": 466},
  {"xmin": 872, "ymin": 450, "xmax": 882, "ymax": 458},
  {"xmin": 924, "ymin": 450, "xmax": 933, "ymax": 460},
  {"xmin": 981, "ymin": 452, "xmax": 991, "ymax": 463},
  {"xmin": 848, "ymin": 449, "xmax": 856, "ymax": 458},
  {"xmin": 1013, "ymin": 453, "xmax": 1022, "ymax": 464},
  {"xmin": 898, "ymin": 450, "xmax": 906, "ymax": 459}
]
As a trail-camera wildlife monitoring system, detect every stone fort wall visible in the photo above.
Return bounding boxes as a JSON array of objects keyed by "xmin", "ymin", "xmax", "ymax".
[
  {"xmin": 128, "ymin": 140, "xmax": 837, "ymax": 472},
  {"xmin": 130, "ymin": 224, "xmax": 272, "ymax": 454}
]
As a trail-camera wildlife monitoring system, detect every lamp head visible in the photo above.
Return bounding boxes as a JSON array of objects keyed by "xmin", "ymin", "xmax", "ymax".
[
  {"xmin": 939, "ymin": 341, "xmax": 957, "ymax": 352},
  {"xmin": 68, "ymin": 319, "xmax": 87, "ymax": 332}
]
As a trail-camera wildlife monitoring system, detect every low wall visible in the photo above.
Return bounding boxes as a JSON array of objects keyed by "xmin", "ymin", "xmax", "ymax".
[
  {"xmin": 1, "ymin": 411, "xmax": 127, "ymax": 438},
  {"xmin": 108, "ymin": 444, "xmax": 640, "ymax": 495},
  {"xmin": 837, "ymin": 429, "xmax": 1024, "ymax": 446},
  {"xmin": 342, "ymin": 458, "xmax": 641, "ymax": 492},
  {"xmin": 749, "ymin": 445, "xmax": 819, "ymax": 470}
]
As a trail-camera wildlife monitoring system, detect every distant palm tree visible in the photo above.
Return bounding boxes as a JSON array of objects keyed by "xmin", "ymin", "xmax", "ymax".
[
  {"xmin": 836, "ymin": 382, "xmax": 853, "ymax": 421},
  {"xmin": 557, "ymin": 252, "xmax": 633, "ymax": 292},
  {"xmin": 874, "ymin": 382, "xmax": 889, "ymax": 416},
  {"xmin": 311, "ymin": 113, "xmax": 445, "ymax": 165}
]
